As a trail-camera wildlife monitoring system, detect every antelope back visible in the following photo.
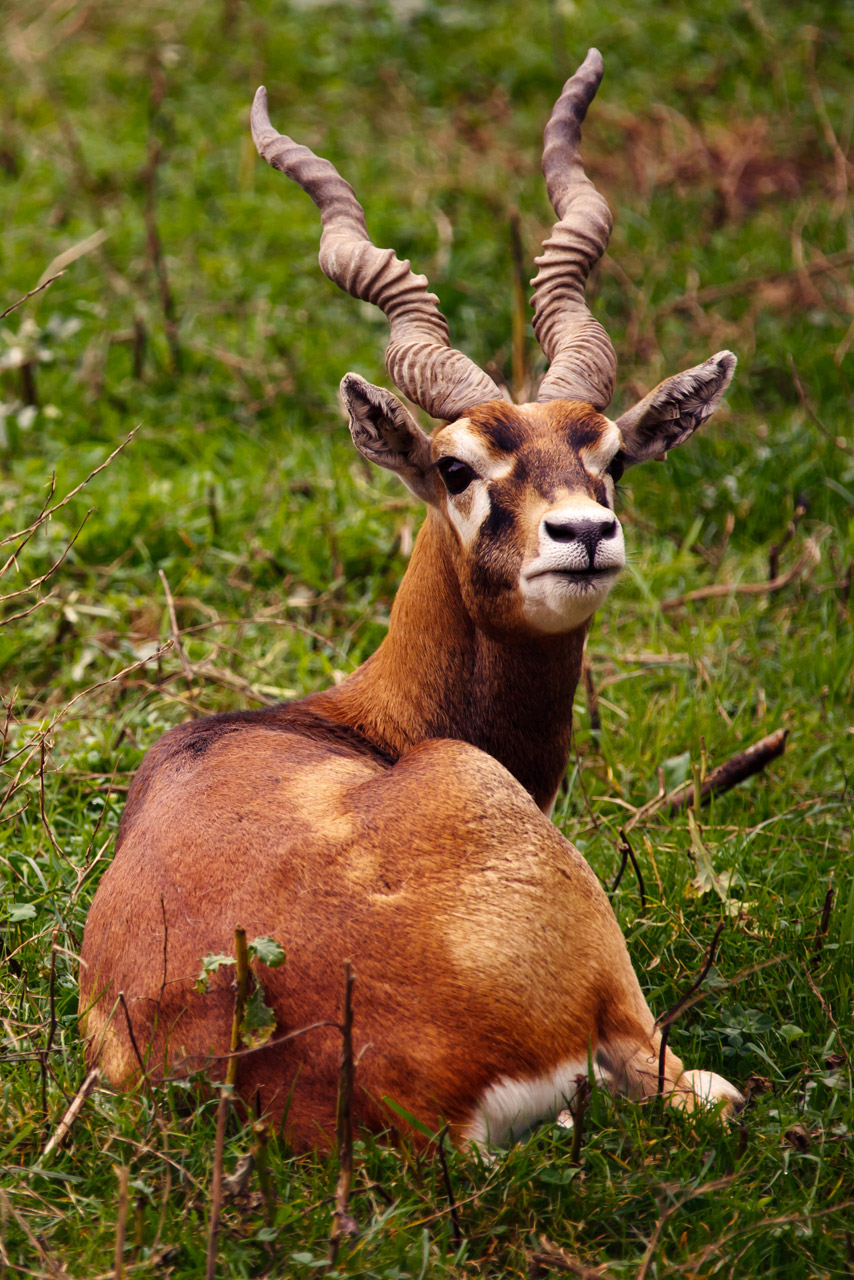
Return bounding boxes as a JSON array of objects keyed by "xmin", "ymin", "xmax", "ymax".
[{"xmin": 80, "ymin": 724, "xmax": 741, "ymax": 1147}]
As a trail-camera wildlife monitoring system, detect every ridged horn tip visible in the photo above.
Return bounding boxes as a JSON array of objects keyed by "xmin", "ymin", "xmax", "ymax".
[
  {"xmin": 546, "ymin": 48, "xmax": 605, "ymax": 154},
  {"xmin": 251, "ymin": 86, "xmax": 276, "ymax": 158},
  {"xmin": 580, "ymin": 47, "xmax": 604, "ymax": 83},
  {"xmin": 249, "ymin": 83, "xmax": 505, "ymax": 419}
]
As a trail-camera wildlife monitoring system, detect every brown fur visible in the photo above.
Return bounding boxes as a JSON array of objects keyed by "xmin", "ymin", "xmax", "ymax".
[
  {"xmin": 306, "ymin": 400, "xmax": 614, "ymax": 808},
  {"xmin": 306, "ymin": 509, "xmax": 583, "ymax": 810},
  {"xmin": 80, "ymin": 397, "xmax": 739, "ymax": 1147},
  {"xmin": 81, "ymin": 737, "xmax": 686, "ymax": 1147}
]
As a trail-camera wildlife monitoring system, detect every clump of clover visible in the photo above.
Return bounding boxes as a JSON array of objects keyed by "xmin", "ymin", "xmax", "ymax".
[{"xmin": 197, "ymin": 929, "xmax": 286, "ymax": 1056}]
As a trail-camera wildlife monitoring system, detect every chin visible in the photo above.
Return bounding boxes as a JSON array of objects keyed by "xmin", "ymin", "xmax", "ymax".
[{"xmin": 521, "ymin": 572, "xmax": 618, "ymax": 635}]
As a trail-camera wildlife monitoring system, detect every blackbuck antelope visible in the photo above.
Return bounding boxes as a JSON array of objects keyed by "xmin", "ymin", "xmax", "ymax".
[{"xmin": 80, "ymin": 50, "xmax": 742, "ymax": 1149}]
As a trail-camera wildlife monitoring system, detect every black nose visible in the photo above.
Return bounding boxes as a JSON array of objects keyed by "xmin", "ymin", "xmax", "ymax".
[{"xmin": 544, "ymin": 515, "xmax": 618, "ymax": 565}]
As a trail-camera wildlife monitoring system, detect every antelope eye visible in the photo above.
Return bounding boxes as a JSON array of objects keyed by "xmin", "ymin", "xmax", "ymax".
[
  {"xmin": 606, "ymin": 453, "xmax": 625, "ymax": 485},
  {"xmin": 437, "ymin": 456, "xmax": 476, "ymax": 495}
]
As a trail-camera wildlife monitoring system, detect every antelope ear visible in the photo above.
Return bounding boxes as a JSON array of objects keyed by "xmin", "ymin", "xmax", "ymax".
[
  {"xmin": 616, "ymin": 351, "xmax": 736, "ymax": 467},
  {"xmin": 340, "ymin": 373, "xmax": 434, "ymax": 501}
]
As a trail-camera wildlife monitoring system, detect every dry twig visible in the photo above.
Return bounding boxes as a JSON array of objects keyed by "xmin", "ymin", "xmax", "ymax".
[
  {"xmin": 666, "ymin": 728, "xmax": 789, "ymax": 813},
  {"xmin": 436, "ymin": 1125, "xmax": 463, "ymax": 1249},
  {"xmin": 610, "ymin": 828, "xmax": 646, "ymax": 914},
  {"xmin": 569, "ymin": 1077, "xmax": 591, "ymax": 1167},
  {"xmin": 529, "ymin": 1236, "xmax": 614, "ymax": 1279},
  {"xmin": 42, "ymin": 1067, "xmax": 100, "ymax": 1157},
  {"xmin": 811, "ymin": 881, "xmax": 835, "ymax": 969},
  {"xmin": 114, "ymin": 1165, "xmax": 130, "ymax": 1280},
  {"xmin": 622, "ymin": 730, "xmax": 788, "ymax": 832},
  {"xmin": 609, "ymin": 841, "xmax": 629, "ymax": 899},
  {"xmin": 677, "ymin": 1197, "xmax": 854, "ymax": 1276},
  {"xmin": 805, "ymin": 35, "xmax": 850, "ymax": 217},
  {"xmin": 581, "ymin": 651, "xmax": 601, "ymax": 734},
  {"xmin": 251, "ymin": 1119, "xmax": 275, "ymax": 1225},
  {"xmin": 635, "ymin": 1177, "xmax": 735, "ymax": 1280},
  {"xmin": 206, "ymin": 926, "xmax": 250, "ymax": 1280},
  {"xmin": 788, "ymin": 354, "xmax": 853, "ymax": 455},
  {"xmin": 39, "ymin": 740, "xmax": 72, "ymax": 868},
  {"xmin": 801, "ymin": 962, "xmax": 846, "ymax": 1057},
  {"xmin": 159, "ymin": 568, "xmax": 195, "ymax": 689},
  {"xmin": 0, "ymin": 1189, "xmax": 72, "ymax": 1280},
  {"xmin": 0, "ymin": 271, "xmax": 65, "ymax": 320},
  {"xmin": 657, "ymin": 922, "xmax": 726, "ymax": 1097},
  {"xmin": 658, "ymin": 249, "xmax": 854, "ymax": 315},
  {"xmin": 0, "ymin": 428, "xmax": 139, "ymax": 553},
  {"xmin": 329, "ymin": 962, "xmax": 359, "ymax": 1266},
  {"xmin": 142, "ymin": 137, "xmax": 181, "ymax": 371},
  {"xmin": 661, "ymin": 537, "xmax": 823, "ymax": 611},
  {"xmin": 39, "ymin": 928, "xmax": 59, "ymax": 1129},
  {"xmin": 769, "ymin": 502, "xmax": 807, "ymax": 580}
]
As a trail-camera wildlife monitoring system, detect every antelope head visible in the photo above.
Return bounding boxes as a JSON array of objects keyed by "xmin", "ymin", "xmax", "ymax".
[{"xmin": 251, "ymin": 50, "xmax": 735, "ymax": 640}]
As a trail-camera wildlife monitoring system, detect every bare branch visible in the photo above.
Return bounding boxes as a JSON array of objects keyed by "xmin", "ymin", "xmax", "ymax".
[
  {"xmin": 329, "ymin": 962, "xmax": 358, "ymax": 1266},
  {"xmin": 659, "ymin": 249, "xmax": 854, "ymax": 315},
  {"xmin": 436, "ymin": 1125, "xmax": 463, "ymax": 1249},
  {"xmin": 114, "ymin": 1165, "xmax": 130, "ymax": 1280},
  {"xmin": 159, "ymin": 568, "xmax": 195, "ymax": 689},
  {"xmin": 666, "ymin": 728, "xmax": 789, "ymax": 814},
  {"xmin": 42, "ymin": 1068, "xmax": 100, "ymax": 1158},
  {"xmin": 661, "ymin": 536, "xmax": 824, "ymax": 612},
  {"xmin": 657, "ymin": 922, "xmax": 725, "ymax": 1096},
  {"xmin": 530, "ymin": 1236, "xmax": 614, "ymax": 1280},
  {"xmin": 635, "ymin": 1177, "xmax": 736, "ymax": 1280},
  {"xmin": 206, "ymin": 924, "xmax": 250, "ymax": 1280},
  {"xmin": 811, "ymin": 882, "xmax": 835, "ymax": 970},
  {"xmin": 142, "ymin": 139, "xmax": 181, "ymax": 371},
  {"xmin": 0, "ymin": 508, "xmax": 92, "ymax": 605},
  {"xmin": 788, "ymin": 355, "xmax": 853, "ymax": 455},
  {"xmin": 0, "ymin": 271, "xmax": 65, "ymax": 320},
  {"xmin": 0, "ymin": 427, "xmax": 140, "ymax": 551}
]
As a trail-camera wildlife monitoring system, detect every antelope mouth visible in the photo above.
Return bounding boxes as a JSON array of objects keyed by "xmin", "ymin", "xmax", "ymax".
[{"xmin": 526, "ymin": 566, "xmax": 621, "ymax": 583}]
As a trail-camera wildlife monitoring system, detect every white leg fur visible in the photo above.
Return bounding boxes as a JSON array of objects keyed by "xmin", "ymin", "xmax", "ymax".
[
  {"xmin": 463, "ymin": 1059, "xmax": 742, "ymax": 1151},
  {"xmin": 462, "ymin": 1058, "xmax": 612, "ymax": 1148}
]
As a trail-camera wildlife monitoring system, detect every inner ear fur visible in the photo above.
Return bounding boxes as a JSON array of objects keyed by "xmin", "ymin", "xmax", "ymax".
[
  {"xmin": 340, "ymin": 373, "xmax": 435, "ymax": 501},
  {"xmin": 616, "ymin": 351, "xmax": 736, "ymax": 467}
]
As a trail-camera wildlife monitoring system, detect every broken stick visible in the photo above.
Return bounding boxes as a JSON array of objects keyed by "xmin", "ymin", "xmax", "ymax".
[
  {"xmin": 42, "ymin": 1068, "xmax": 100, "ymax": 1158},
  {"xmin": 329, "ymin": 962, "xmax": 358, "ymax": 1266},
  {"xmin": 660, "ymin": 537, "xmax": 822, "ymax": 611},
  {"xmin": 667, "ymin": 728, "xmax": 788, "ymax": 814}
]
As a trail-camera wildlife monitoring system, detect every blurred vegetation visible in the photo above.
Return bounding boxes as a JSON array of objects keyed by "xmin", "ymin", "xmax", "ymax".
[{"xmin": 1, "ymin": 0, "xmax": 852, "ymax": 1276}]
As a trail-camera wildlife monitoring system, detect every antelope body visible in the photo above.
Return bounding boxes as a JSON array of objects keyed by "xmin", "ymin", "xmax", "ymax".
[{"xmin": 80, "ymin": 52, "xmax": 742, "ymax": 1148}]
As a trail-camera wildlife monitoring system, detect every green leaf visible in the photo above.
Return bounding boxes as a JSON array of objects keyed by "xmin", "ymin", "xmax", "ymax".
[
  {"xmin": 242, "ymin": 982, "xmax": 277, "ymax": 1049},
  {"xmin": 779, "ymin": 1023, "xmax": 806, "ymax": 1043},
  {"xmin": 686, "ymin": 813, "xmax": 740, "ymax": 905},
  {"xmin": 662, "ymin": 750, "xmax": 692, "ymax": 791},
  {"xmin": 196, "ymin": 952, "xmax": 234, "ymax": 993},
  {"xmin": 537, "ymin": 1166, "xmax": 580, "ymax": 1186},
  {"xmin": 8, "ymin": 902, "xmax": 37, "ymax": 923},
  {"xmin": 249, "ymin": 936, "xmax": 286, "ymax": 968}
]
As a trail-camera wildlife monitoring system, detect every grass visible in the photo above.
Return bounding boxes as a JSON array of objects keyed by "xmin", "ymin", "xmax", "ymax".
[{"xmin": 1, "ymin": 0, "xmax": 853, "ymax": 1275}]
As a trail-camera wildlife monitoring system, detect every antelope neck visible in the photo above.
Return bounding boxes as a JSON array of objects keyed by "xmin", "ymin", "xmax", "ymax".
[{"xmin": 305, "ymin": 513, "xmax": 586, "ymax": 811}]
